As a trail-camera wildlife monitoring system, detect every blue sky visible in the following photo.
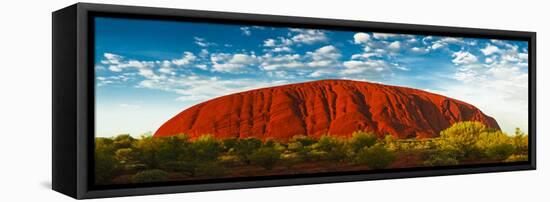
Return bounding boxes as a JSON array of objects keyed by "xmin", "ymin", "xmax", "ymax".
[{"xmin": 94, "ymin": 17, "xmax": 529, "ymax": 137}]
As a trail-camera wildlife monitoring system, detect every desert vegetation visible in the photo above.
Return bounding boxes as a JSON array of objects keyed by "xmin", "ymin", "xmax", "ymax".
[{"xmin": 95, "ymin": 121, "xmax": 529, "ymax": 185}]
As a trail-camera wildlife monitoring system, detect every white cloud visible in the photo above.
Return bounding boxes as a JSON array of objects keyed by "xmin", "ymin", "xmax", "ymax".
[
  {"xmin": 272, "ymin": 47, "xmax": 292, "ymax": 52},
  {"xmin": 199, "ymin": 49, "xmax": 209, "ymax": 58},
  {"xmin": 101, "ymin": 53, "xmax": 125, "ymax": 72},
  {"xmin": 263, "ymin": 39, "xmax": 276, "ymax": 47},
  {"xmin": 393, "ymin": 63, "xmax": 410, "ymax": 71},
  {"xmin": 95, "ymin": 65, "xmax": 106, "ymax": 71},
  {"xmin": 485, "ymin": 57, "xmax": 495, "ymax": 64},
  {"xmin": 260, "ymin": 53, "xmax": 304, "ymax": 70},
  {"xmin": 195, "ymin": 64, "xmax": 208, "ymax": 70},
  {"xmin": 266, "ymin": 70, "xmax": 295, "ymax": 79},
  {"xmin": 451, "ymin": 50, "xmax": 478, "ymax": 65},
  {"xmin": 433, "ymin": 40, "xmax": 530, "ymax": 134},
  {"xmin": 411, "ymin": 47, "xmax": 428, "ymax": 53},
  {"xmin": 132, "ymin": 69, "xmax": 290, "ymax": 104},
  {"xmin": 101, "ymin": 53, "xmax": 156, "ymax": 74},
  {"xmin": 425, "ymin": 36, "xmax": 468, "ymax": 51},
  {"xmin": 102, "ymin": 53, "xmax": 123, "ymax": 65},
  {"xmin": 439, "ymin": 37, "xmax": 462, "ymax": 43},
  {"xmin": 372, "ymin": 33, "xmax": 397, "ymax": 39},
  {"xmin": 231, "ymin": 54, "xmax": 257, "ymax": 64},
  {"xmin": 96, "ymin": 74, "xmax": 132, "ymax": 86},
  {"xmin": 518, "ymin": 53, "xmax": 528, "ymax": 61},
  {"xmin": 309, "ymin": 69, "xmax": 334, "ymax": 77},
  {"xmin": 172, "ymin": 52, "xmax": 196, "ymax": 66},
  {"xmin": 194, "ymin": 37, "xmax": 216, "ymax": 47},
  {"xmin": 290, "ymin": 29, "xmax": 327, "ymax": 44},
  {"xmin": 353, "ymin": 32, "xmax": 370, "ymax": 44},
  {"xmin": 210, "ymin": 53, "xmax": 258, "ymax": 73},
  {"xmin": 240, "ymin": 27, "xmax": 251, "ymax": 36},
  {"xmin": 158, "ymin": 60, "xmax": 174, "ymax": 75},
  {"xmin": 263, "ymin": 37, "xmax": 293, "ymax": 52},
  {"xmin": 351, "ymin": 53, "xmax": 379, "ymax": 59},
  {"xmin": 305, "ymin": 45, "xmax": 341, "ymax": 67},
  {"xmin": 342, "ymin": 60, "xmax": 388, "ymax": 74},
  {"xmin": 431, "ymin": 42, "xmax": 445, "ymax": 50},
  {"xmin": 388, "ymin": 41, "xmax": 401, "ymax": 50},
  {"xmin": 481, "ymin": 44, "xmax": 500, "ymax": 55}
]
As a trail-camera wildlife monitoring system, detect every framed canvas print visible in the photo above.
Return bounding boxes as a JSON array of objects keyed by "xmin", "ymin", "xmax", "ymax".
[{"xmin": 52, "ymin": 3, "xmax": 536, "ymax": 199}]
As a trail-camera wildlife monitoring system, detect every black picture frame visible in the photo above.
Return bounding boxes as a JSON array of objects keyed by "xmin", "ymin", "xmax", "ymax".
[{"xmin": 52, "ymin": 2, "xmax": 536, "ymax": 199}]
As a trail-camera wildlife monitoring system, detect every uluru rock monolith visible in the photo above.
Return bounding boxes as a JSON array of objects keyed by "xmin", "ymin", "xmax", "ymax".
[{"xmin": 154, "ymin": 79, "xmax": 499, "ymax": 140}]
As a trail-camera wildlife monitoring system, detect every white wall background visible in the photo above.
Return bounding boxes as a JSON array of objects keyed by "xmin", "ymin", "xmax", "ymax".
[{"xmin": 0, "ymin": 0, "xmax": 547, "ymax": 201}]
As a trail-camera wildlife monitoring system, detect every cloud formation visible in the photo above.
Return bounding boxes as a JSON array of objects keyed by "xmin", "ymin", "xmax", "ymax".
[{"xmin": 95, "ymin": 24, "xmax": 529, "ymax": 135}]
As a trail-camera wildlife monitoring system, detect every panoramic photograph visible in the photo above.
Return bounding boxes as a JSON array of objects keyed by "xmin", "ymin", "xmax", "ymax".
[{"xmin": 93, "ymin": 17, "xmax": 529, "ymax": 185}]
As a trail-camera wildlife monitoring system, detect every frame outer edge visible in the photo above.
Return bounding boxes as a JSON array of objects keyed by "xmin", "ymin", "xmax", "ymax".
[
  {"xmin": 76, "ymin": 3, "xmax": 90, "ymax": 199},
  {"xmin": 66, "ymin": 2, "xmax": 537, "ymax": 199}
]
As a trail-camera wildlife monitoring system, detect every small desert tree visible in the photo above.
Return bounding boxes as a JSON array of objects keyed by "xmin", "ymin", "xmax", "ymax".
[
  {"xmin": 315, "ymin": 135, "xmax": 347, "ymax": 162},
  {"xmin": 475, "ymin": 130, "xmax": 515, "ymax": 160},
  {"xmin": 222, "ymin": 138, "xmax": 239, "ymax": 152},
  {"xmin": 133, "ymin": 135, "xmax": 162, "ymax": 169},
  {"xmin": 437, "ymin": 121, "xmax": 489, "ymax": 160},
  {"xmin": 423, "ymin": 149, "xmax": 459, "ymax": 166},
  {"xmin": 512, "ymin": 128, "xmax": 529, "ymax": 155},
  {"xmin": 249, "ymin": 147, "xmax": 281, "ymax": 170},
  {"xmin": 113, "ymin": 134, "xmax": 135, "ymax": 149},
  {"xmin": 191, "ymin": 135, "xmax": 222, "ymax": 162},
  {"xmin": 233, "ymin": 138, "xmax": 262, "ymax": 164},
  {"xmin": 355, "ymin": 144, "xmax": 396, "ymax": 169},
  {"xmin": 95, "ymin": 138, "xmax": 116, "ymax": 184},
  {"xmin": 348, "ymin": 131, "xmax": 378, "ymax": 153}
]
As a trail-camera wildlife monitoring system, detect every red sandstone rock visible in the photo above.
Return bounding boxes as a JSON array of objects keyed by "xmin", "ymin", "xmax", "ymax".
[{"xmin": 154, "ymin": 79, "xmax": 499, "ymax": 140}]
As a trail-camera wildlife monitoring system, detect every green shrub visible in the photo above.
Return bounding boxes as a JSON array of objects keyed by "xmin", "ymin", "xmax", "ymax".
[
  {"xmin": 315, "ymin": 136, "xmax": 347, "ymax": 161},
  {"xmin": 382, "ymin": 134, "xmax": 399, "ymax": 151},
  {"xmin": 95, "ymin": 138, "xmax": 116, "ymax": 184},
  {"xmin": 511, "ymin": 128, "xmax": 529, "ymax": 155},
  {"xmin": 156, "ymin": 135, "xmax": 191, "ymax": 163},
  {"xmin": 192, "ymin": 135, "xmax": 222, "ymax": 162},
  {"xmin": 122, "ymin": 163, "xmax": 147, "ymax": 172},
  {"xmin": 307, "ymin": 149, "xmax": 328, "ymax": 161},
  {"xmin": 355, "ymin": 144, "xmax": 396, "ymax": 169},
  {"xmin": 218, "ymin": 154, "xmax": 242, "ymax": 166},
  {"xmin": 287, "ymin": 141, "xmax": 313, "ymax": 161},
  {"xmin": 264, "ymin": 139, "xmax": 287, "ymax": 152},
  {"xmin": 287, "ymin": 141, "xmax": 303, "ymax": 152},
  {"xmin": 280, "ymin": 152, "xmax": 303, "ymax": 169},
  {"xmin": 133, "ymin": 136, "xmax": 162, "ymax": 168},
  {"xmin": 290, "ymin": 135, "xmax": 317, "ymax": 147},
  {"xmin": 349, "ymin": 131, "xmax": 378, "ymax": 152},
  {"xmin": 423, "ymin": 149, "xmax": 459, "ymax": 166},
  {"xmin": 437, "ymin": 121, "xmax": 489, "ymax": 160},
  {"xmin": 132, "ymin": 169, "xmax": 168, "ymax": 183},
  {"xmin": 222, "ymin": 138, "xmax": 238, "ymax": 152},
  {"xmin": 250, "ymin": 147, "xmax": 281, "ymax": 170},
  {"xmin": 233, "ymin": 138, "xmax": 262, "ymax": 165},
  {"xmin": 95, "ymin": 151, "xmax": 116, "ymax": 184},
  {"xmin": 113, "ymin": 134, "xmax": 135, "ymax": 149},
  {"xmin": 485, "ymin": 143, "xmax": 514, "ymax": 161},
  {"xmin": 196, "ymin": 162, "xmax": 227, "ymax": 177},
  {"xmin": 115, "ymin": 148, "xmax": 134, "ymax": 164}
]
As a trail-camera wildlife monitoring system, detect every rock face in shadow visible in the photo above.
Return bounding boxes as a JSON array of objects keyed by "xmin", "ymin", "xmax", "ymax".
[{"xmin": 154, "ymin": 79, "xmax": 499, "ymax": 140}]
